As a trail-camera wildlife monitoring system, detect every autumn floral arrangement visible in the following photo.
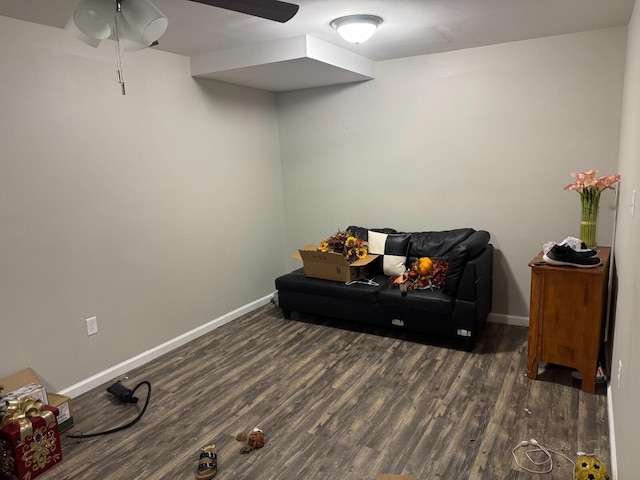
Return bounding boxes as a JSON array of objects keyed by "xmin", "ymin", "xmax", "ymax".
[
  {"xmin": 318, "ymin": 229, "xmax": 368, "ymax": 263},
  {"xmin": 389, "ymin": 257, "xmax": 449, "ymax": 293}
]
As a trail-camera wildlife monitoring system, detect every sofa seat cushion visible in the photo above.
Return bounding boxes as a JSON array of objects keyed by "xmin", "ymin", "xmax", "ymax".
[
  {"xmin": 275, "ymin": 268, "xmax": 386, "ymax": 304},
  {"xmin": 376, "ymin": 283, "xmax": 454, "ymax": 314}
]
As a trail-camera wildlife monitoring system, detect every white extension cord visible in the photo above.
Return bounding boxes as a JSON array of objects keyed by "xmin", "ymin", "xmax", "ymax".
[{"xmin": 512, "ymin": 438, "xmax": 578, "ymax": 478}]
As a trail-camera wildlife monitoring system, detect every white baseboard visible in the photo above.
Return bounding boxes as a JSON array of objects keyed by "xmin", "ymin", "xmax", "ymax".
[
  {"xmin": 59, "ymin": 302, "xmax": 528, "ymax": 398},
  {"xmin": 488, "ymin": 312, "xmax": 529, "ymax": 327},
  {"xmin": 58, "ymin": 294, "xmax": 274, "ymax": 398},
  {"xmin": 608, "ymin": 383, "xmax": 618, "ymax": 480}
]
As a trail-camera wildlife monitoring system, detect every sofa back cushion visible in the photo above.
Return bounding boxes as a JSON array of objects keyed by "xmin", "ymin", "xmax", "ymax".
[
  {"xmin": 346, "ymin": 226, "xmax": 397, "ymax": 240},
  {"xmin": 406, "ymin": 228, "xmax": 490, "ymax": 296},
  {"xmin": 407, "ymin": 228, "xmax": 475, "ymax": 260},
  {"xmin": 442, "ymin": 230, "xmax": 490, "ymax": 296},
  {"xmin": 345, "ymin": 226, "xmax": 490, "ymax": 295}
]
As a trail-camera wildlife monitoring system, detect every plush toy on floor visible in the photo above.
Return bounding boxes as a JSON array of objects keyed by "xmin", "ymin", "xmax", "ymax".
[
  {"xmin": 237, "ymin": 427, "xmax": 265, "ymax": 454},
  {"xmin": 574, "ymin": 456, "xmax": 610, "ymax": 480}
]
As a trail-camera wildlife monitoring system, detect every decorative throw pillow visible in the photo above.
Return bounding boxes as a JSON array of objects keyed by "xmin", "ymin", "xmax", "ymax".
[{"xmin": 368, "ymin": 231, "xmax": 411, "ymax": 276}]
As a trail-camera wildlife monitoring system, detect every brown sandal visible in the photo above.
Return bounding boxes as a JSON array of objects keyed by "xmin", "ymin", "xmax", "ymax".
[{"xmin": 196, "ymin": 445, "xmax": 217, "ymax": 480}]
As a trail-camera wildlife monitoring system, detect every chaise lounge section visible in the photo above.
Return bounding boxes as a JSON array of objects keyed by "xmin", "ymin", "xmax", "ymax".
[{"xmin": 275, "ymin": 226, "xmax": 493, "ymax": 351}]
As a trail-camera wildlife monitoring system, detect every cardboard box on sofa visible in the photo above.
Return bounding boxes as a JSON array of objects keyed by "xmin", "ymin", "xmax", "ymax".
[{"xmin": 292, "ymin": 244, "xmax": 379, "ymax": 282}]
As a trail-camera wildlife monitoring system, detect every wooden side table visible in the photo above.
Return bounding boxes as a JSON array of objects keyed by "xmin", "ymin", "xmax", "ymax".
[{"xmin": 526, "ymin": 247, "xmax": 610, "ymax": 393}]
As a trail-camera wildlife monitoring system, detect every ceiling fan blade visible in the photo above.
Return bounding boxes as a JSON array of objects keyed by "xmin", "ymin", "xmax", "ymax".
[{"xmin": 188, "ymin": 0, "xmax": 299, "ymax": 23}]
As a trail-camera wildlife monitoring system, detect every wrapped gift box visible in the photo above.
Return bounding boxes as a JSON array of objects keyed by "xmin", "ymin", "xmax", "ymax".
[
  {"xmin": 1, "ymin": 368, "xmax": 74, "ymax": 434},
  {"xmin": 0, "ymin": 400, "xmax": 62, "ymax": 480}
]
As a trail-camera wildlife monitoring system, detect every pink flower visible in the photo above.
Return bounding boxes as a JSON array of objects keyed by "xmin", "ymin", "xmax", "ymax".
[
  {"xmin": 597, "ymin": 174, "xmax": 621, "ymax": 190},
  {"xmin": 564, "ymin": 169, "xmax": 621, "ymax": 221},
  {"xmin": 564, "ymin": 169, "xmax": 620, "ymax": 194}
]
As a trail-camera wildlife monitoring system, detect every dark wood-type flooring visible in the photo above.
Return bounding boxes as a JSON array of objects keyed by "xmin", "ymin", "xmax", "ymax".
[{"xmin": 38, "ymin": 304, "xmax": 609, "ymax": 479}]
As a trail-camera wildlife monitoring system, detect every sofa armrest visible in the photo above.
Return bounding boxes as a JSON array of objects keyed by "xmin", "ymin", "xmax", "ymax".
[
  {"xmin": 444, "ymin": 230, "xmax": 491, "ymax": 296},
  {"xmin": 456, "ymin": 243, "xmax": 493, "ymax": 304}
]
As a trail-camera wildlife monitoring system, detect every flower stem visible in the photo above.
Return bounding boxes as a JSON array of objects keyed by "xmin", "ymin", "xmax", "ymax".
[{"xmin": 580, "ymin": 189, "xmax": 600, "ymax": 248}]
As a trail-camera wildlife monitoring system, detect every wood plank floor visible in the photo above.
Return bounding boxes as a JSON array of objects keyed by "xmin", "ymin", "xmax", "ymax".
[{"xmin": 37, "ymin": 304, "xmax": 609, "ymax": 480}]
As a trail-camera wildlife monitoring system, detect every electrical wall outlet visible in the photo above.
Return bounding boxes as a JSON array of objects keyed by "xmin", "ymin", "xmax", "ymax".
[
  {"xmin": 617, "ymin": 360, "xmax": 623, "ymax": 388},
  {"xmin": 86, "ymin": 316, "xmax": 98, "ymax": 336}
]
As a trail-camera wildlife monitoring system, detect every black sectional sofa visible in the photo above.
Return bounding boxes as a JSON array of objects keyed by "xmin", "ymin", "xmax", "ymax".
[{"xmin": 275, "ymin": 226, "xmax": 493, "ymax": 351}]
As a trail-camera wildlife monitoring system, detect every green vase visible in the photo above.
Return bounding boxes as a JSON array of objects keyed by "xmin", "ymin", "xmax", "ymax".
[{"xmin": 580, "ymin": 197, "xmax": 599, "ymax": 248}]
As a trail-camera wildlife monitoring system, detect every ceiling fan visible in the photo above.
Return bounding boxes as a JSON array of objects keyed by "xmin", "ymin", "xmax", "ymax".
[
  {"xmin": 66, "ymin": 0, "xmax": 299, "ymax": 52},
  {"xmin": 188, "ymin": 0, "xmax": 299, "ymax": 23},
  {"xmin": 65, "ymin": 0, "xmax": 299, "ymax": 94}
]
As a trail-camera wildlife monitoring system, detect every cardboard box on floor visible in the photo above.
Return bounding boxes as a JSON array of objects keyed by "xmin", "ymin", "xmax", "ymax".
[
  {"xmin": 292, "ymin": 244, "xmax": 379, "ymax": 282},
  {"xmin": 47, "ymin": 392, "xmax": 74, "ymax": 433},
  {"xmin": 0, "ymin": 368, "xmax": 48, "ymax": 404},
  {"xmin": 0, "ymin": 368, "xmax": 74, "ymax": 433}
]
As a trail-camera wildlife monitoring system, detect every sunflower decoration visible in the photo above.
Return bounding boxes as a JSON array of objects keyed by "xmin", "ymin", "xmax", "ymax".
[
  {"xmin": 317, "ymin": 229, "xmax": 368, "ymax": 262},
  {"xmin": 574, "ymin": 456, "xmax": 610, "ymax": 480}
]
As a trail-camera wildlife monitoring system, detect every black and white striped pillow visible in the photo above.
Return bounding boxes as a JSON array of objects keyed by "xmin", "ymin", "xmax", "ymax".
[{"xmin": 367, "ymin": 231, "xmax": 411, "ymax": 276}]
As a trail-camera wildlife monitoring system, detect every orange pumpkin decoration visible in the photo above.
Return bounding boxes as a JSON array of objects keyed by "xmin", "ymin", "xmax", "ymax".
[{"xmin": 417, "ymin": 257, "xmax": 434, "ymax": 276}]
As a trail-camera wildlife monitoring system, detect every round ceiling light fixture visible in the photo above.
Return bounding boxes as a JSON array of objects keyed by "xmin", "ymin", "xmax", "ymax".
[{"xmin": 330, "ymin": 14, "xmax": 383, "ymax": 44}]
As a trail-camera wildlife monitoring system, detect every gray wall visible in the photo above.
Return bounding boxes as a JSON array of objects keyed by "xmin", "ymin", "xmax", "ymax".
[
  {"xmin": 277, "ymin": 27, "xmax": 625, "ymax": 324},
  {"xmin": 0, "ymin": 16, "xmax": 287, "ymax": 390},
  {"xmin": 611, "ymin": 3, "xmax": 640, "ymax": 478}
]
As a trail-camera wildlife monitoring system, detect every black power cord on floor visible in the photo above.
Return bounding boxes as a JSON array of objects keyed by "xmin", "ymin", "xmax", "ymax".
[{"xmin": 67, "ymin": 380, "xmax": 151, "ymax": 440}]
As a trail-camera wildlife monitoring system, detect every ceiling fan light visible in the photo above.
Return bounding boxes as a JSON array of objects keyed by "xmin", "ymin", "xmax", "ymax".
[
  {"xmin": 65, "ymin": 15, "xmax": 101, "ymax": 47},
  {"xmin": 331, "ymin": 14, "xmax": 382, "ymax": 44},
  {"xmin": 116, "ymin": 15, "xmax": 151, "ymax": 51},
  {"xmin": 120, "ymin": 0, "xmax": 168, "ymax": 45},
  {"xmin": 71, "ymin": 0, "xmax": 115, "ymax": 40},
  {"xmin": 120, "ymin": 38, "xmax": 153, "ymax": 52}
]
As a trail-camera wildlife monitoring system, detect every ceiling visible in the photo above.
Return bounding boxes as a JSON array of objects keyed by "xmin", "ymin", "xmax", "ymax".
[{"xmin": 0, "ymin": 0, "xmax": 635, "ymax": 91}]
